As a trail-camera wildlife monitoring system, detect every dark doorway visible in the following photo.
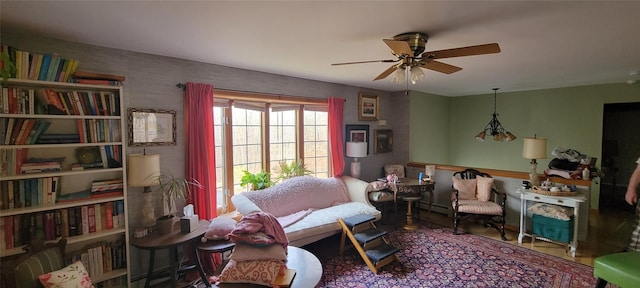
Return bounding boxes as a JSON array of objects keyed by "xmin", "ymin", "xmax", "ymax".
[{"xmin": 600, "ymin": 102, "xmax": 640, "ymax": 212}]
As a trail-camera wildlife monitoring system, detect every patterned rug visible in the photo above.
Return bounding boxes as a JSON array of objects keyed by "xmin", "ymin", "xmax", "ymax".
[{"xmin": 303, "ymin": 225, "xmax": 596, "ymax": 288}]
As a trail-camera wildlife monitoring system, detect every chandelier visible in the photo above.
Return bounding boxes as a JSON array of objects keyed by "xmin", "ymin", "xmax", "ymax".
[{"xmin": 475, "ymin": 88, "xmax": 516, "ymax": 142}]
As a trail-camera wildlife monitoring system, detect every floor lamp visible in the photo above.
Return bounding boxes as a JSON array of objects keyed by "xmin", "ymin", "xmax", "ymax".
[
  {"xmin": 522, "ymin": 136, "xmax": 547, "ymax": 187},
  {"xmin": 128, "ymin": 153, "xmax": 161, "ymax": 228},
  {"xmin": 346, "ymin": 142, "xmax": 367, "ymax": 179}
]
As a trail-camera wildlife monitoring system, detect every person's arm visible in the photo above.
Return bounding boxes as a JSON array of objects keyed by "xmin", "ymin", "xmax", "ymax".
[{"xmin": 626, "ymin": 162, "xmax": 640, "ymax": 205}]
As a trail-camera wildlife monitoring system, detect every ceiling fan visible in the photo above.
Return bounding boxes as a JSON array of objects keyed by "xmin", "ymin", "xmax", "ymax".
[{"xmin": 332, "ymin": 32, "xmax": 501, "ymax": 83}]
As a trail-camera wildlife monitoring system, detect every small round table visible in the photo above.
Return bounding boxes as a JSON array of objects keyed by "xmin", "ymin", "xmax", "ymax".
[
  {"xmin": 130, "ymin": 219, "xmax": 210, "ymax": 288},
  {"xmin": 399, "ymin": 195, "xmax": 423, "ymax": 230}
]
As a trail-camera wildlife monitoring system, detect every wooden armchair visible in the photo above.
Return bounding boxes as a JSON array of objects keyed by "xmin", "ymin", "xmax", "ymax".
[
  {"xmin": 451, "ymin": 168, "xmax": 507, "ymax": 240},
  {"xmin": 1, "ymin": 238, "xmax": 67, "ymax": 288}
]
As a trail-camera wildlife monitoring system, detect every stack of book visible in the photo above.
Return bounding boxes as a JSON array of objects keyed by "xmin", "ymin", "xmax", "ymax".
[
  {"xmin": 1, "ymin": 118, "xmax": 52, "ymax": 145},
  {"xmin": 70, "ymin": 71, "xmax": 125, "ymax": 86},
  {"xmin": 21, "ymin": 161, "xmax": 62, "ymax": 174},
  {"xmin": 0, "ymin": 44, "xmax": 79, "ymax": 82},
  {"xmin": 90, "ymin": 179, "xmax": 123, "ymax": 198}
]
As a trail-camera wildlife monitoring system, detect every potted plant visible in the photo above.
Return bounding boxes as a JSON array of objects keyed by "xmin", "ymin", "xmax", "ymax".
[
  {"xmin": 275, "ymin": 160, "xmax": 312, "ymax": 182},
  {"xmin": 240, "ymin": 170, "xmax": 274, "ymax": 190},
  {"xmin": 155, "ymin": 173, "xmax": 202, "ymax": 233}
]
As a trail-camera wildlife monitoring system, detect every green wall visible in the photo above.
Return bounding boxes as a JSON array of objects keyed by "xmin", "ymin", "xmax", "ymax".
[
  {"xmin": 409, "ymin": 91, "xmax": 451, "ymax": 164},
  {"xmin": 411, "ymin": 83, "xmax": 640, "ymax": 173}
]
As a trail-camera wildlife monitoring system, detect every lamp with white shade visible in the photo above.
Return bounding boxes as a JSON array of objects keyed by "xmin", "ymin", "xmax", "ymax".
[
  {"xmin": 522, "ymin": 136, "xmax": 547, "ymax": 187},
  {"xmin": 346, "ymin": 142, "xmax": 367, "ymax": 179},
  {"xmin": 128, "ymin": 153, "xmax": 161, "ymax": 228}
]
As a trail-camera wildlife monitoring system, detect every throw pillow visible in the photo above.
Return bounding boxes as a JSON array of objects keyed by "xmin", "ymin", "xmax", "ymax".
[
  {"xmin": 229, "ymin": 242, "xmax": 287, "ymax": 261},
  {"xmin": 219, "ymin": 259, "xmax": 285, "ymax": 286},
  {"xmin": 38, "ymin": 261, "xmax": 93, "ymax": 288},
  {"xmin": 476, "ymin": 176, "xmax": 494, "ymax": 202},
  {"xmin": 228, "ymin": 232, "xmax": 276, "ymax": 247},
  {"xmin": 368, "ymin": 181, "xmax": 388, "ymax": 192},
  {"xmin": 452, "ymin": 177, "xmax": 477, "ymax": 200},
  {"xmin": 203, "ymin": 217, "xmax": 237, "ymax": 241}
]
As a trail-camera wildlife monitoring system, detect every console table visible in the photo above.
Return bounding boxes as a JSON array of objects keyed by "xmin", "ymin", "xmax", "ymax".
[{"xmin": 516, "ymin": 188, "xmax": 586, "ymax": 257}]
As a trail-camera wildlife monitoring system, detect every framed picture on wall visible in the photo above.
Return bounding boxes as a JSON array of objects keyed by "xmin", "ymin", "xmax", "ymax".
[
  {"xmin": 358, "ymin": 93, "xmax": 379, "ymax": 121},
  {"xmin": 128, "ymin": 108, "xmax": 177, "ymax": 146},
  {"xmin": 374, "ymin": 129, "xmax": 393, "ymax": 153},
  {"xmin": 345, "ymin": 124, "xmax": 369, "ymax": 154}
]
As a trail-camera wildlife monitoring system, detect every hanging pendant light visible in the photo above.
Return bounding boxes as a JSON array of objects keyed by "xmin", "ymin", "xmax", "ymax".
[{"xmin": 475, "ymin": 88, "xmax": 516, "ymax": 142}]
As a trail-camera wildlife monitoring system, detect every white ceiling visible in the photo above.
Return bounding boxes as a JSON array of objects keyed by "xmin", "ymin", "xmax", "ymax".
[{"xmin": 2, "ymin": 1, "xmax": 640, "ymax": 96}]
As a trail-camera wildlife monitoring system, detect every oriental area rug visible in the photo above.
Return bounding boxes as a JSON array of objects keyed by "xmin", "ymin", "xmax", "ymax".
[{"xmin": 303, "ymin": 225, "xmax": 596, "ymax": 288}]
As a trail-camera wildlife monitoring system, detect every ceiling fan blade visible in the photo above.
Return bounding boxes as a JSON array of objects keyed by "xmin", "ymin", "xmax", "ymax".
[
  {"xmin": 419, "ymin": 60, "xmax": 462, "ymax": 74},
  {"xmin": 424, "ymin": 43, "xmax": 500, "ymax": 59},
  {"xmin": 374, "ymin": 64, "xmax": 400, "ymax": 81},
  {"xmin": 383, "ymin": 39, "xmax": 413, "ymax": 57},
  {"xmin": 331, "ymin": 59, "xmax": 397, "ymax": 66}
]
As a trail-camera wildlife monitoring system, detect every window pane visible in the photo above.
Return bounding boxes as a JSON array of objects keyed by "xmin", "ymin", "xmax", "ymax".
[
  {"xmin": 231, "ymin": 107, "xmax": 263, "ymax": 190},
  {"xmin": 303, "ymin": 110, "xmax": 329, "ymax": 178},
  {"xmin": 213, "ymin": 107, "xmax": 226, "ymax": 208}
]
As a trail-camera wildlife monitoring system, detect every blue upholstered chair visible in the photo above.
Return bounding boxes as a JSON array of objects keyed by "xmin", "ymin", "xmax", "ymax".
[
  {"xmin": 1, "ymin": 239, "xmax": 67, "ymax": 288},
  {"xmin": 593, "ymin": 251, "xmax": 640, "ymax": 288}
]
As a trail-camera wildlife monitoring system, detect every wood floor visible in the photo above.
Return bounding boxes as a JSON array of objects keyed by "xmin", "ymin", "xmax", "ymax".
[{"xmin": 420, "ymin": 207, "xmax": 636, "ymax": 266}]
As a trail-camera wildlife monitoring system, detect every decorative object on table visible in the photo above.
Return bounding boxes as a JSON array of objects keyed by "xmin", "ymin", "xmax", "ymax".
[
  {"xmin": 424, "ymin": 164, "xmax": 436, "ymax": 182},
  {"xmin": 357, "ymin": 93, "xmax": 379, "ymax": 121},
  {"xmin": 346, "ymin": 141, "xmax": 367, "ymax": 178},
  {"xmin": 128, "ymin": 108, "xmax": 176, "ymax": 146},
  {"xmin": 127, "ymin": 152, "xmax": 161, "ymax": 228},
  {"xmin": 180, "ymin": 204, "xmax": 199, "ymax": 233},
  {"xmin": 474, "ymin": 88, "xmax": 516, "ymax": 142},
  {"xmin": 522, "ymin": 135, "xmax": 547, "ymax": 187},
  {"xmin": 374, "ymin": 129, "xmax": 393, "ymax": 153},
  {"xmin": 156, "ymin": 172, "xmax": 202, "ymax": 234},
  {"xmin": 240, "ymin": 170, "xmax": 274, "ymax": 190}
]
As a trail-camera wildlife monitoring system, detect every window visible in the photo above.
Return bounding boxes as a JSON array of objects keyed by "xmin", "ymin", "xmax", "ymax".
[{"xmin": 212, "ymin": 92, "xmax": 329, "ymax": 211}]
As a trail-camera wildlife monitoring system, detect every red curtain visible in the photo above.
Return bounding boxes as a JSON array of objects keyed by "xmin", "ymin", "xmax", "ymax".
[
  {"xmin": 184, "ymin": 82, "xmax": 219, "ymax": 278},
  {"xmin": 328, "ymin": 97, "xmax": 346, "ymax": 177},
  {"xmin": 184, "ymin": 82, "xmax": 217, "ymax": 219}
]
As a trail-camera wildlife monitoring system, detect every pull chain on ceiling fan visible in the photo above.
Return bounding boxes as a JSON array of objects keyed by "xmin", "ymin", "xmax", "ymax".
[{"xmin": 332, "ymin": 32, "xmax": 501, "ymax": 84}]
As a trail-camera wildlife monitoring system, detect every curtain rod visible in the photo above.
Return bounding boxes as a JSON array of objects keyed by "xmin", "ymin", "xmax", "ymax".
[{"xmin": 176, "ymin": 83, "xmax": 340, "ymax": 103}]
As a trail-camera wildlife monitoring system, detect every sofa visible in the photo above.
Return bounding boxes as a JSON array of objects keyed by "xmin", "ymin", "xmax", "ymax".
[{"xmin": 231, "ymin": 175, "xmax": 381, "ymax": 247}]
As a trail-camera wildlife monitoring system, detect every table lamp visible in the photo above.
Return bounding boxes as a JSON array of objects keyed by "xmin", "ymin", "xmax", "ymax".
[
  {"xmin": 128, "ymin": 153, "xmax": 161, "ymax": 228},
  {"xmin": 522, "ymin": 136, "xmax": 547, "ymax": 187},
  {"xmin": 346, "ymin": 142, "xmax": 367, "ymax": 179}
]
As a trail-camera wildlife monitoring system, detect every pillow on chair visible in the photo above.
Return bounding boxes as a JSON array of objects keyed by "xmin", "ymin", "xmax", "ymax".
[
  {"xmin": 452, "ymin": 177, "xmax": 477, "ymax": 200},
  {"xmin": 476, "ymin": 176, "xmax": 494, "ymax": 202}
]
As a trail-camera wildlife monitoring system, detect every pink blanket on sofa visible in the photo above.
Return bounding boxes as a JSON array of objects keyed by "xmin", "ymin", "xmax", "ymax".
[{"xmin": 241, "ymin": 176, "xmax": 349, "ymax": 218}]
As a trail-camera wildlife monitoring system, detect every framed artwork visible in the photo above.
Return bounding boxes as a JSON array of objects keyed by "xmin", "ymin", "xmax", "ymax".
[
  {"xmin": 345, "ymin": 124, "xmax": 369, "ymax": 154},
  {"xmin": 128, "ymin": 108, "xmax": 177, "ymax": 146},
  {"xmin": 358, "ymin": 93, "xmax": 379, "ymax": 121},
  {"xmin": 374, "ymin": 129, "xmax": 393, "ymax": 154}
]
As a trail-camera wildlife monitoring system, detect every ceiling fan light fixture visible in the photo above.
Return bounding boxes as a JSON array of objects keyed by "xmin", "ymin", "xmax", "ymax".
[
  {"xmin": 410, "ymin": 66, "xmax": 425, "ymax": 84},
  {"xmin": 392, "ymin": 66, "xmax": 406, "ymax": 84}
]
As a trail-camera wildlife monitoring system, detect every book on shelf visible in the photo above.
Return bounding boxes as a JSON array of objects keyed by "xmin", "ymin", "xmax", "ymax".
[{"xmin": 56, "ymin": 190, "xmax": 91, "ymax": 203}]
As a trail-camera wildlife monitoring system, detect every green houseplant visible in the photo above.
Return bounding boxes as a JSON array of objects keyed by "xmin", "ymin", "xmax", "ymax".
[
  {"xmin": 275, "ymin": 160, "xmax": 312, "ymax": 182},
  {"xmin": 240, "ymin": 170, "xmax": 274, "ymax": 190},
  {"xmin": 155, "ymin": 173, "xmax": 202, "ymax": 233}
]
